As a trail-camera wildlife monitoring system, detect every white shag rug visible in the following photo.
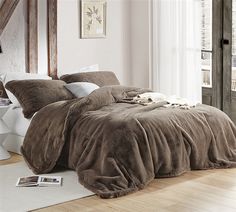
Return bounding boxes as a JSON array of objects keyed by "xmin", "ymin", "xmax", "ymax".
[{"xmin": 0, "ymin": 162, "xmax": 94, "ymax": 212}]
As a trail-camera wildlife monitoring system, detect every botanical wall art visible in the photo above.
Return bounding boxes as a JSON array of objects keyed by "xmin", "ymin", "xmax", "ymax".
[{"xmin": 80, "ymin": 0, "xmax": 107, "ymax": 38}]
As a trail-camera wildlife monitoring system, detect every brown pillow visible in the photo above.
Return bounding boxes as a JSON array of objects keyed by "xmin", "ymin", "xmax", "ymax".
[
  {"xmin": 5, "ymin": 79, "xmax": 75, "ymax": 118},
  {"xmin": 60, "ymin": 71, "xmax": 120, "ymax": 87}
]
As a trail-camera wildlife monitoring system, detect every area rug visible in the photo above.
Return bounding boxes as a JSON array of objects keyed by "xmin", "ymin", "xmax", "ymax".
[{"xmin": 0, "ymin": 162, "xmax": 94, "ymax": 212}]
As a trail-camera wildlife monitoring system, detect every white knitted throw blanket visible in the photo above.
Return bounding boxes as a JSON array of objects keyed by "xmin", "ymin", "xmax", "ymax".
[{"xmin": 133, "ymin": 92, "xmax": 198, "ymax": 109}]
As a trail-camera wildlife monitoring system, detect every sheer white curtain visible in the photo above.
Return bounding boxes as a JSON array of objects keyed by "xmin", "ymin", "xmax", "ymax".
[{"xmin": 151, "ymin": 0, "xmax": 202, "ymax": 103}]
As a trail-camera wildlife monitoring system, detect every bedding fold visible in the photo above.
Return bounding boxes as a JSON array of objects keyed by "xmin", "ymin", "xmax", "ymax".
[{"xmin": 22, "ymin": 85, "xmax": 236, "ymax": 198}]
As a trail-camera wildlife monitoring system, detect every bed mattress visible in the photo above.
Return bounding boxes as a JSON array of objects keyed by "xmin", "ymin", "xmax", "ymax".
[
  {"xmin": 3, "ymin": 106, "xmax": 31, "ymax": 137},
  {"xmin": 21, "ymin": 85, "xmax": 236, "ymax": 198},
  {"xmin": 2, "ymin": 106, "xmax": 31, "ymax": 154}
]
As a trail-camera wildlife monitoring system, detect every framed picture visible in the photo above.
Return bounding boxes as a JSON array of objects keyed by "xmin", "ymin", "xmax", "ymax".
[{"xmin": 80, "ymin": 0, "xmax": 107, "ymax": 38}]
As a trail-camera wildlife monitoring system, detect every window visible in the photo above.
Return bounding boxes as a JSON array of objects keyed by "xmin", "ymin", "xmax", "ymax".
[
  {"xmin": 232, "ymin": 0, "xmax": 236, "ymax": 90},
  {"xmin": 201, "ymin": 0, "xmax": 212, "ymax": 87}
]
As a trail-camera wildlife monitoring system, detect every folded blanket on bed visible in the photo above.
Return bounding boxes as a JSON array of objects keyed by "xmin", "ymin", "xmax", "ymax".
[
  {"xmin": 21, "ymin": 85, "xmax": 236, "ymax": 198},
  {"xmin": 133, "ymin": 92, "xmax": 197, "ymax": 109}
]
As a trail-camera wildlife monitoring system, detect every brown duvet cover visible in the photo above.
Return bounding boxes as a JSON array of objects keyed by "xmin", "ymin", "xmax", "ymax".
[{"xmin": 21, "ymin": 86, "xmax": 236, "ymax": 198}]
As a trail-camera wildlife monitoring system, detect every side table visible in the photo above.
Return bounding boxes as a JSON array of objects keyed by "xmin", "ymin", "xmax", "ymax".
[{"xmin": 0, "ymin": 105, "xmax": 10, "ymax": 160}]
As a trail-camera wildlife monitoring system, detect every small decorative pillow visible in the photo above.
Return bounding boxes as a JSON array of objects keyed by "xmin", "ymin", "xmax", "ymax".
[
  {"xmin": 65, "ymin": 82, "xmax": 99, "ymax": 98},
  {"xmin": 60, "ymin": 71, "xmax": 120, "ymax": 87},
  {"xmin": 5, "ymin": 80, "xmax": 75, "ymax": 118}
]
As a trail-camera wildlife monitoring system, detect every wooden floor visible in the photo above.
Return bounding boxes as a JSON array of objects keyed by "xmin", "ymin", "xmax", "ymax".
[{"xmin": 2, "ymin": 153, "xmax": 236, "ymax": 212}]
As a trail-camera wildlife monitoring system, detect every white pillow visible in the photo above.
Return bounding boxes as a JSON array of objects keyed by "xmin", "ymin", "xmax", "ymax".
[
  {"xmin": 79, "ymin": 64, "xmax": 99, "ymax": 72},
  {"xmin": 1, "ymin": 72, "xmax": 52, "ymax": 107},
  {"xmin": 57, "ymin": 65, "xmax": 99, "ymax": 78},
  {"xmin": 64, "ymin": 82, "xmax": 99, "ymax": 98}
]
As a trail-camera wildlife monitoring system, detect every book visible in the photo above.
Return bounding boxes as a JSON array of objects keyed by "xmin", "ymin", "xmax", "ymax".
[
  {"xmin": 0, "ymin": 98, "xmax": 10, "ymax": 106},
  {"xmin": 16, "ymin": 176, "xmax": 62, "ymax": 187}
]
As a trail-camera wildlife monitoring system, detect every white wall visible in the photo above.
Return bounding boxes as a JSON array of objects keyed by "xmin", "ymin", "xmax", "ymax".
[
  {"xmin": 0, "ymin": 0, "xmax": 150, "ymax": 88},
  {"xmin": 0, "ymin": 0, "xmax": 27, "ymax": 74},
  {"xmin": 38, "ymin": 0, "xmax": 48, "ymax": 75},
  {"xmin": 0, "ymin": 0, "xmax": 48, "ymax": 75},
  {"xmin": 130, "ymin": 0, "xmax": 150, "ymax": 88},
  {"xmin": 57, "ymin": 0, "xmax": 132, "ymax": 85}
]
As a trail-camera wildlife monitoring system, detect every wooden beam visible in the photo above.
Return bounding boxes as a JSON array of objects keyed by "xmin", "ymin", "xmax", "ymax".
[
  {"xmin": 47, "ymin": 0, "xmax": 57, "ymax": 79},
  {"xmin": 0, "ymin": 0, "xmax": 19, "ymax": 36},
  {"xmin": 27, "ymin": 0, "xmax": 38, "ymax": 73}
]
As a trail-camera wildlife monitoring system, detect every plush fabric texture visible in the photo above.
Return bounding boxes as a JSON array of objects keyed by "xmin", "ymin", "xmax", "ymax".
[
  {"xmin": 5, "ymin": 80, "xmax": 74, "ymax": 118},
  {"xmin": 22, "ymin": 85, "xmax": 236, "ymax": 198},
  {"xmin": 64, "ymin": 82, "xmax": 99, "ymax": 98},
  {"xmin": 60, "ymin": 71, "xmax": 120, "ymax": 87},
  {"xmin": 2, "ymin": 72, "xmax": 51, "ymax": 107}
]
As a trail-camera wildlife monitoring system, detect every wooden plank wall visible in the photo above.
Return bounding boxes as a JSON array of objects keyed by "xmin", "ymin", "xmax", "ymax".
[
  {"xmin": 27, "ymin": 0, "xmax": 38, "ymax": 73},
  {"xmin": 47, "ymin": 0, "xmax": 58, "ymax": 79}
]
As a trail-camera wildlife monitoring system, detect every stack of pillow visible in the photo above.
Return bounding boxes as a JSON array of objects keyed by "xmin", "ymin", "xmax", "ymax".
[
  {"xmin": 2, "ymin": 71, "xmax": 120, "ymax": 119},
  {"xmin": 61, "ymin": 71, "xmax": 120, "ymax": 98}
]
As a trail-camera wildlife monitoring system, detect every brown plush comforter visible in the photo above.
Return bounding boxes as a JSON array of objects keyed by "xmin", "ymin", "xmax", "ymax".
[{"xmin": 21, "ymin": 86, "xmax": 236, "ymax": 198}]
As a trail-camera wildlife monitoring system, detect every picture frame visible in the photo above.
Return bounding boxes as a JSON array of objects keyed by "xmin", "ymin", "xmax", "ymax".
[{"xmin": 80, "ymin": 0, "xmax": 107, "ymax": 39}]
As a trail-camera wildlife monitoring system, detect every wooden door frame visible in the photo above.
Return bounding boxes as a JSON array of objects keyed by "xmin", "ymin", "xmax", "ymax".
[
  {"xmin": 202, "ymin": 0, "xmax": 223, "ymax": 110},
  {"xmin": 212, "ymin": 0, "xmax": 224, "ymax": 109},
  {"xmin": 222, "ymin": 0, "xmax": 232, "ymax": 115}
]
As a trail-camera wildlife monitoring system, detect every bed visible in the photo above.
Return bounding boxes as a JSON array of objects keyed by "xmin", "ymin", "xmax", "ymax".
[
  {"xmin": 1, "ymin": 72, "xmax": 51, "ymax": 154},
  {"xmin": 4, "ymin": 71, "xmax": 236, "ymax": 199}
]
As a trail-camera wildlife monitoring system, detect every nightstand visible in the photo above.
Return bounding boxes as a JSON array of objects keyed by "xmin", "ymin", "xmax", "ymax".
[{"xmin": 0, "ymin": 105, "xmax": 10, "ymax": 160}]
